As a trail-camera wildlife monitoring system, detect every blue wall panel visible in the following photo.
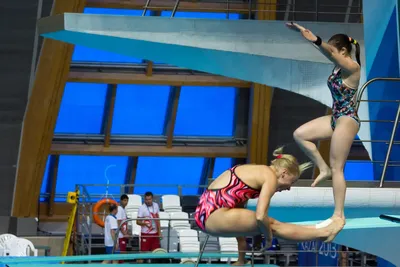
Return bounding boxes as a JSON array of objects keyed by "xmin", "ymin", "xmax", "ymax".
[{"xmin": 364, "ymin": 0, "xmax": 400, "ymax": 181}]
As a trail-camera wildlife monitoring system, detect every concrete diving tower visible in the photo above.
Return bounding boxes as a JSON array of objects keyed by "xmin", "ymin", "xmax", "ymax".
[
  {"xmin": 248, "ymin": 187, "xmax": 400, "ymax": 266},
  {"xmin": 38, "ymin": 13, "xmax": 364, "ymax": 108}
]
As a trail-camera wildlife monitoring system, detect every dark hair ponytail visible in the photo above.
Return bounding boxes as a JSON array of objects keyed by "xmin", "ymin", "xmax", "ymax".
[
  {"xmin": 353, "ymin": 41, "xmax": 361, "ymax": 67},
  {"xmin": 329, "ymin": 34, "xmax": 361, "ymax": 67}
]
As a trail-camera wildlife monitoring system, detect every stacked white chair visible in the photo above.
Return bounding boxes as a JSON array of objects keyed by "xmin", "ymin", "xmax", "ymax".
[
  {"xmin": 0, "ymin": 234, "xmax": 17, "ymax": 256},
  {"xmin": 159, "ymin": 211, "xmax": 171, "ymax": 229},
  {"xmin": 219, "ymin": 237, "xmax": 238, "ymax": 262},
  {"xmin": 128, "ymin": 212, "xmax": 141, "ymax": 237},
  {"xmin": 178, "ymin": 229, "xmax": 200, "ymax": 262},
  {"xmin": 161, "ymin": 195, "xmax": 182, "ymax": 213},
  {"xmin": 169, "ymin": 212, "xmax": 191, "ymax": 231},
  {"xmin": 8, "ymin": 238, "xmax": 38, "ymax": 257},
  {"xmin": 125, "ymin": 194, "xmax": 142, "ymax": 213}
]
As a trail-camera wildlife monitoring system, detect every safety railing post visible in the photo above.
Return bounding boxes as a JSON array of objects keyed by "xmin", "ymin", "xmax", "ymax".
[
  {"xmin": 167, "ymin": 218, "xmax": 171, "ymax": 252},
  {"xmin": 379, "ymin": 102, "xmax": 400, "ymax": 187},
  {"xmin": 170, "ymin": 0, "xmax": 181, "ymax": 17}
]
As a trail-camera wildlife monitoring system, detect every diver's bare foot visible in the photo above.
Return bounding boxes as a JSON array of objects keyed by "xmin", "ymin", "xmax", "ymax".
[
  {"xmin": 232, "ymin": 260, "xmax": 251, "ymax": 266},
  {"xmin": 331, "ymin": 214, "xmax": 346, "ymax": 226},
  {"xmin": 311, "ymin": 168, "xmax": 332, "ymax": 187},
  {"xmin": 324, "ymin": 217, "xmax": 345, "ymax": 243}
]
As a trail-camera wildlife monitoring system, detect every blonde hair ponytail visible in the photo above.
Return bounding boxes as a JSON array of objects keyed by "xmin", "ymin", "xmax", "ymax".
[{"xmin": 271, "ymin": 146, "xmax": 313, "ymax": 177}]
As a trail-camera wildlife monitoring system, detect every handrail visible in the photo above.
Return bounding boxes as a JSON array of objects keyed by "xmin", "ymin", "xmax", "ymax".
[
  {"xmin": 356, "ymin": 77, "xmax": 400, "ymax": 188},
  {"xmin": 356, "ymin": 77, "xmax": 400, "ymax": 110}
]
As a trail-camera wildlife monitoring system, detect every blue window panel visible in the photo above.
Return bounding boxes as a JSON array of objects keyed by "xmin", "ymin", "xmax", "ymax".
[
  {"xmin": 55, "ymin": 155, "xmax": 129, "ymax": 202},
  {"xmin": 72, "ymin": 8, "xmax": 150, "ymax": 63},
  {"xmin": 111, "ymin": 85, "xmax": 170, "ymax": 135},
  {"xmin": 161, "ymin": 11, "xmax": 240, "ymax": 20},
  {"xmin": 212, "ymin": 158, "xmax": 233, "ymax": 178},
  {"xmin": 55, "ymin": 83, "xmax": 108, "ymax": 134},
  {"xmin": 344, "ymin": 161, "xmax": 374, "ymax": 181},
  {"xmin": 40, "ymin": 157, "xmax": 52, "ymax": 201},
  {"xmin": 134, "ymin": 157, "xmax": 204, "ymax": 195},
  {"xmin": 174, "ymin": 86, "xmax": 236, "ymax": 136}
]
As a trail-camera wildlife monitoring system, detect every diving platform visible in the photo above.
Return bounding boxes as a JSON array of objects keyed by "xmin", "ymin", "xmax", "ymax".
[
  {"xmin": 248, "ymin": 187, "xmax": 400, "ymax": 266},
  {"xmin": 37, "ymin": 13, "xmax": 364, "ymax": 108},
  {"xmin": 296, "ymin": 216, "xmax": 400, "ymax": 266}
]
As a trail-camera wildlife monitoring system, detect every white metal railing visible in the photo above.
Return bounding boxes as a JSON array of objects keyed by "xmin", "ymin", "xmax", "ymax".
[{"xmin": 355, "ymin": 77, "xmax": 400, "ymax": 187}]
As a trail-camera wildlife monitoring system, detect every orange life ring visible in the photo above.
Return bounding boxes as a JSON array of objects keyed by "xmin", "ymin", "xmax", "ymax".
[{"xmin": 92, "ymin": 198, "xmax": 118, "ymax": 228}]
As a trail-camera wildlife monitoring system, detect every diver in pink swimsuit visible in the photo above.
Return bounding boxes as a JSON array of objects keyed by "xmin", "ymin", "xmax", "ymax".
[
  {"xmin": 195, "ymin": 165, "xmax": 260, "ymax": 231},
  {"xmin": 194, "ymin": 147, "xmax": 344, "ymax": 265}
]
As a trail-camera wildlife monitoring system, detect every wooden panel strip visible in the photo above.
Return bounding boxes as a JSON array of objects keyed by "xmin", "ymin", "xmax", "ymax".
[
  {"xmin": 245, "ymin": 0, "xmax": 276, "ymax": 164},
  {"xmin": 247, "ymin": 84, "xmax": 261, "ymax": 163},
  {"xmin": 12, "ymin": 0, "xmax": 86, "ymax": 217},
  {"xmin": 68, "ymin": 71, "xmax": 251, "ymax": 88},
  {"xmin": 50, "ymin": 143, "xmax": 247, "ymax": 158},
  {"xmin": 146, "ymin": 61, "xmax": 153, "ymax": 76}
]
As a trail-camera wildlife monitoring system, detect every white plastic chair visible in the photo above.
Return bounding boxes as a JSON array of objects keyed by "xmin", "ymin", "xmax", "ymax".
[
  {"xmin": 219, "ymin": 237, "xmax": 238, "ymax": 262},
  {"xmin": 126, "ymin": 194, "xmax": 142, "ymax": 212},
  {"xmin": 159, "ymin": 212, "xmax": 171, "ymax": 228},
  {"xmin": 0, "ymin": 234, "xmax": 17, "ymax": 256},
  {"xmin": 0, "ymin": 234, "xmax": 17, "ymax": 249},
  {"xmin": 8, "ymin": 238, "xmax": 38, "ymax": 257},
  {"xmin": 169, "ymin": 212, "xmax": 191, "ymax": 231},
  {"xmin": 178, "ymin": 229, "xmax": 200, "ymax": 262},
  {"xmin": 127, "ymin": 212, "xmax": 140, "ymax": 236},
  {"xmin": 161, "ymin": 195, "xmax": 182, "ymax": 213}
]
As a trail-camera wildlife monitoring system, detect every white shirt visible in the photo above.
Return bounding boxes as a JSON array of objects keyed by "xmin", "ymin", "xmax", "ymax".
[
  {"xmin": 104, "ymin": 214, "xmax": 118, "ymax": 247},
  {"xmin": 116, "ymin": 206, "xmax": 128, "ymax": 238},
  {"xmin": 137, "ymin": 203, "xmax": 160, "ymax": 234}
]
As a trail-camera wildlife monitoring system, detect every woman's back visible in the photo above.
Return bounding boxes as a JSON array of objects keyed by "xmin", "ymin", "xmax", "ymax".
[{"xmin": 208, "ymin": 164, "xmax": 274, "ymax": 191}]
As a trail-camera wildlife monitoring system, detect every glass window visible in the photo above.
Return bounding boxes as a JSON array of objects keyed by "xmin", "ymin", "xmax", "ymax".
[
  {"xmin": 111, "ymin": 85, "xmax": 170, "ymax": 135},
  {"xmin": 55, "ymin": 155, "xmax": 129, "ymax": 202},
  {"xmin": 212, "ymin": 158, "xmax": 233, "ymax": 178},
  {"xmin": 174, "ymin": 86, "xmax": 236, "ymax": 136},
  {"xmin": 55, "ymin": 83, "xmax": 108, "ymax": 134},
  {"xmin": 135, "ymin": 156, "xmax": 204, "ymax": 195},
  {"xmin": 40, "ymin": 156, "xmax": 52, "ymax": 201}
]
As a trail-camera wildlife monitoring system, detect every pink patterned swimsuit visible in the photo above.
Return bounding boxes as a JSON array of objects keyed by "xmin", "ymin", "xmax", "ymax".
[{"xmin": 194, "ymin": 165, "xmax": 260, "ymax": 232}]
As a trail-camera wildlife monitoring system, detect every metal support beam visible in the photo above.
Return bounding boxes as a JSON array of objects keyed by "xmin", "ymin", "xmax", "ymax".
[
  {"xmin": 163, "ymin": 86, "xmax": 181, "ymax": 148},
  {"xmin": 125, "ymin": 157, "xmax": 139, "ymax": 194},
  {"xmin": 46, "ymin": 155, "xmax": 60, "ymax": 216},
  {"xmin": 12, "ymin": 0, "xmax": 85, "ymax": 217},
  {"xmin": 101, "ymin": 84, "xmax": 118, "ymax": 147},
  {"xmin": 85, "ymin": 0, "xmax": 250, "ymax": 13}
]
